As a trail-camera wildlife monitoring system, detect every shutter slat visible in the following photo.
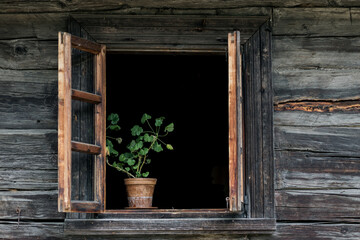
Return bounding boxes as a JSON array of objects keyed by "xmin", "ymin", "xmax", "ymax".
[{"xmin": 71, "ymin": 89, "xmax": 102, "ymax": 104}]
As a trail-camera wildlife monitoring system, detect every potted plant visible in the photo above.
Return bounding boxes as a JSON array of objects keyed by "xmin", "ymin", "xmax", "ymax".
[{"xmin": 106, "ymin": 113, "xmax": 174, "ymax": 208}]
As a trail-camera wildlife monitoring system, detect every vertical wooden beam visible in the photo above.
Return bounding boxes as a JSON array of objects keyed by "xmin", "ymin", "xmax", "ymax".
[
  {"xmin": 228, "ymin": 31, "xmax": 241, "ymax": 212},
  {"xmin": 95, "ymin": 44, "xmax": 106, "ymax": 212},
  {"xmin": 58, "ymin": 32, "xmax": 72, "ymax": 212}
]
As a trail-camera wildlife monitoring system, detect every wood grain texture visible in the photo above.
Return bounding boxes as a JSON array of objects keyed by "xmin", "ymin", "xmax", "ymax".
[
  {"xmin": 276, "ymin": 189, "xmax": 360, "ymax": 222},
  {"xmin": 0, "ymin": 39, "xmax": 57, "ymax": 70},
  {"xmin": 273, "ymin": 69, "xmax": 360, "ymax": 102},
  {"xmin": 0, "ymin": 191, "xmax": 64, "ymax": 220},
  {"xmin": 273, "ymin": 8, "xmax": 360, "ymax": 37},
  {"xmin": 273, "ymin": 36, "xmax": 360, "ymax": 70},
  {"xmin": 64, "ymin": 218, "xmax": 275, "ymax": 235},
  {"xmin": 0, "ymin": 0, "xmax": 360, "ymax": 13},
  {"xmin": 71, "ymin": 90, "xmax": 102, "ymax": 104},
  {"xmin": 275, "ymin": 101, "xmax": 360, "ymax": 113},
  {"xmin": 275, "ymin": 126, "xmax": 360, "ymax": 157}
]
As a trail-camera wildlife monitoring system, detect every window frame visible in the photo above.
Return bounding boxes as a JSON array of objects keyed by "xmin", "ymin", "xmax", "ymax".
[{"xmin": 59, "ymin": 15, "xmax": 275, "ymax": 235}]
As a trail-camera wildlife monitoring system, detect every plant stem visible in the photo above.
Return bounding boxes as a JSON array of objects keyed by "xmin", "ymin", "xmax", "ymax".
[{"xmin": 106, "ymin": 158, "xmax": 135, "ymax": 178}]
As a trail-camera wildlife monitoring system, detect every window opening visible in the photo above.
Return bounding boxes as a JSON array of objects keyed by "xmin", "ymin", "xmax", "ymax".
[{"xmin": 106, "ymin": 53, "xmax": 229, "ymax": 209}]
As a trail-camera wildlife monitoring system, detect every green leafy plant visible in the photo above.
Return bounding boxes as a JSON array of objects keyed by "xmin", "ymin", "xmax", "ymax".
[{"xmin": 106, "ymin": 113, "xmax": 174, "ymax": 178}]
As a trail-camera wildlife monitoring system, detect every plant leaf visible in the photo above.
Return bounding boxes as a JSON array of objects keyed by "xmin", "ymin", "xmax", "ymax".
[
  {"xmin": 107, "ymin": 113, "xmax": 119, "ymax": 124},
  {"xmin": 166, "ymin": 144, "xmax": 174, "ymax": 150},
  {"xmin": 142, "ymin": 172, "xmax": 149, "ymax": 178},
  {"xmin": 139, "ymin": 148, "xmax": 149, "ymax": 156},
  {"xmin": 127, "ymin": 159, "xmax": 136, "ymax": 166},
  {"xmin": 131, "ymin": 125, "xmax": 143, "ymax": 136},
  {"xmin": 146, "ymin": 159, "xmax": 151, "ymax": 164},
  {"xmin": 153, "ymin": 141, "xmax": 163, "ymax": 152},
  {"xmin": 141, "ymin": 113, "xmax": 152, "ymax": 124},
  {"xmin": 119, "ymin": 154, "xmax": 126, "ymax": 162},
  {"xmin": 165, "ymin": 123, "xmax": 174, "ymax": 133},
  {"xmin": 144, "ymin": 134, "xmax": 153, "ymax": 142},
  {"xmin": 155, "ymin": 117, "xmax": 165, "ymax": 127},
  {"xmin": 125, "ymin": 167, "xmax": 130, "ymax": 172}
]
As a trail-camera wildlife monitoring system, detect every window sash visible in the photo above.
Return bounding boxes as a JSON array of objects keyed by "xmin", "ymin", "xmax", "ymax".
[{"xmin": 58, "ymin": 32, "xmax": 106, "ymax": 213}]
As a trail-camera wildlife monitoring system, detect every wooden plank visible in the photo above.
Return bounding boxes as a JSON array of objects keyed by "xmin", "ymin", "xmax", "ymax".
[
  {"xmin": 228, "ymin": 32, "xmax": 239, "ymax": 212},
  {"xmin": 94, "ymin": 44, "xmax": 107, "ymax": 211},
  {"xmin": 64, "ymin": 218, "xmax": 276, "ymax": 235},
  {"xmin": 273, "ymin": 8, "xmax": 360, "ymax": 37},
  {"xmin": 275, "ymin": 126, "xmax": 360, "ymax": 157},
  {"xmin": 0, "ymin": 14, "xmax": 67, "ymax": 40},
  {"xmin": 276, "ymin": 189, "xmax": 360, "ymax": 222},
  {"xmin": 274, "ymin": 111, "xmax": 360, "ymax": 127},
  {"xmin": 273, "ymin": 36, "xmax": 360, "ymax": 70},
  {"xmin": 0, "ymin": 39, "xmax": 57, "ymax": 70},
  {"xmin": 71, "ymin": 89, "xmax": 102, "ymax": 104},
  {"xmin": 251, "ymin": 223, "xmax": 360, "ymax": 240},
  {"xmin": 0, "ymin": 191, "xmax": 64, "ymax": 220},
  {"xmin": 0, "ymin": 154, "xmax": 57, "ymax": 170},
  {"xmin": 0, "ymin": 129, "xmax": 57, "ymax": 155},
  {"xmin": 252, "ymin": 29, "xmax": 264, "ymax": 218},
  {"xmin": 1, "ymin": 0, "xmax": 360, "ymax": 13},
  {"xmin": 58, "ymin": 32, "xmax": 72, "ymax": 212},
  {"xmin": 71, "ymin": 141, "xmax": 101, "ymax": 155},
  {"xmin": 273, "ymin": 69, "xmax": 360, "ymax": 102},
  {"xmin": 71, "ymin": 34, "xmax": 102, "ymax": 54},
  {"xmin": 0, "ymin": 221, "xmax": 64, "ymax": 240},
  {"xmin": 276, "ymin": 151, "xmax": 360, "ymax": 189},
  {"xmin": 71, "ymin": 201, "xmax": 101, "ymax": 212},
  {"xmin": 0, "ymin": 169, "xmax": 57, "ymax": 191},
  {"xmin": 260, "ymin": 21, "xmax": 274, "ymax": 219}
]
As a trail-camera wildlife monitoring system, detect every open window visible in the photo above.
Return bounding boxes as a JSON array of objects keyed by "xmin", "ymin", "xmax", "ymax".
[
  {"xmin": 59, "ymin": 15, "xmax": 275, "ymax": 234},
  {"xmin": 58, "ymin": 31, "xmax": 243, "ymax": 213}
]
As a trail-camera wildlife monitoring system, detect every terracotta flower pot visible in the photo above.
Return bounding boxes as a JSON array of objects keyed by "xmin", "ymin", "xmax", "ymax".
[{"xmin": 124, "ymin": 178, "xmax": 157, "ymax": 208}]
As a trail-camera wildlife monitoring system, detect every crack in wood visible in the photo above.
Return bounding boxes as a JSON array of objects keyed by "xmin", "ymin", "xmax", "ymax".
[{"xmin": 275, "ymin": 100, "xmax": 360, "ymax": 113}]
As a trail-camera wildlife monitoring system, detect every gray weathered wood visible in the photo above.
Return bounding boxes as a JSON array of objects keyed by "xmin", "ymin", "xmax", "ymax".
[
  {"xmin": 1, "ymin": 0, "xmax": 360, "ymax": 14},
  {"xmin": 273, "ymin": 36, "xmax": 360, "ymax": 70},
  {"xmin": 273, "ymin": 69, "xmax": 360, "ymax": 102},
  {"xmin": 64, "ymin": 218, "xmax": 276, "ymax": 235},
  {"xmin": 0, "ymin": 191, "xmax": 64, "ymax": 220},
  {"xmin": 0, "ymin": 129, "xmax": 57, "ymax": 155},
  {"xmin": 251, "ymin": 223, "xmax": 360, "ymax": 240},
  {"xmin": 0, "ymin": 221, "xmax": 64, "ymax": 239},
  {"xmin": 273, "ymin": 8, "xmax": 360, "ymax": 37},
  {"xmin": 275, "ymin": 126, "xmax": 360, "ymax": 157},
  {"xmin": 274, "ymin": 111, "xmax": 360, "ymax": 127},
  {"xmin": 276, "ymin": 151, "xmax": 360, "ymax": 189},
  {"xmin": 0, "ymin": 39, "xmax": 57, "ymax": 70},
  {"xmin": 276, "ymin": 189, "xmax": 360, "ymax": 222},
  {"xmin": 0, "ymin": 169, "xmax": 57, "ymax": 190}
]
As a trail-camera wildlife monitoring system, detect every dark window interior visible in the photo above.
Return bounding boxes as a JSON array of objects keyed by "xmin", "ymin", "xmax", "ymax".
[{"xmin": 106, "ymin": 53, "xmax": 229, "ymax": 209}]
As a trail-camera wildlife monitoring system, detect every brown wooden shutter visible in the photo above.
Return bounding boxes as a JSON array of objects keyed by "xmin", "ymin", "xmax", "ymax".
[
  {"xmin": 58, "ymin": 32, "xmax": 106, "ymax": 213},
  {"xmin": 228, "ymin": 31, "xmax": 244, "ymax": 212}
]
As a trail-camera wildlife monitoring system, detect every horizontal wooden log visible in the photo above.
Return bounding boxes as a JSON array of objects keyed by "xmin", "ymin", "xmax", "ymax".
[
  {"xmin": 275, "ymin": 151, "xmax": 360, "ymax": 189},
  {"xmin": 72, "ymin": 90, "xmax": 102, "ymax": 104},
  {"xmin": 0, "ymin": 169, "xmax": 57, "ymax": 190},
  {"xmin": 275, "ymin": 126, "xmax": 360, "ymax": 157},
  {"xmin": 274, "ymin": 111, "xmax": 360, "ymax": 127},
  {"xmin": 273, "ymin": 36, "xmax": 360, "ymax": 70},
  {"xmin": 0, "ymin": 69, "xmax": 57, "ymax": 129},
  {"xmin": 0, "ymin": 14, "xmax": 67, "ymax": 40},
  {"xmin": 0, "ymin": 129, "xmax": 57, "ymax": 155},
  {"xmin": 0, "ymin": 1, "xmax": 360, "ymax": 14},
  {"xmin": 273, "ymin": 8, "xmax": 360, "ymax": 37},
  {"xmin": 71, "ymin": 141, "xmax": 101, "ymax": 155},
  {"xmin": 0, "ymin": 221, "xmax": 64, "ymax": 239},
  {"xmin": 273, "ymin": 69, "xmax": 360, "ymax": 102},
  {"xmin": 0, "ymin": 154, "xmax": 57, "ymax": 170},
  {"xmin": 0, "ymin": 191, "xmax": 64, "ymax": 220},
  {"xmin": 65, "ymin": 218, "xmax": 276, "ymax": 235},
  {"xmin": 276, "ymin": 189, "xmax": 360, "ymax": 222},
  {"xmin": 0, "ymin": 39, "xmax": 57, "ymax": 70},
  {"xmin": 251, "ymin": 223, "xmax": 360, "ymax": 240}
]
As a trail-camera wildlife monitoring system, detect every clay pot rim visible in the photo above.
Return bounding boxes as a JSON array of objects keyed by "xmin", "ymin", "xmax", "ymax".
[{"xmin": 124, "ymin": 178, "xmax": 157, "ymax": 185}]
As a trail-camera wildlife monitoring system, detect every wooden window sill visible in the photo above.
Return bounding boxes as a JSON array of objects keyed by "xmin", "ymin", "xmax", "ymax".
[{"xmin": 64, "ymin": 216, "xmax": 276, "ymax": 235}]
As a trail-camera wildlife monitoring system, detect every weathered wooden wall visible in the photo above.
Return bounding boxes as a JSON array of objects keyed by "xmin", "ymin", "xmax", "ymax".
[{"xmin": 0, "ymin": 1, "xmax": 359, "ymax": 239}]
